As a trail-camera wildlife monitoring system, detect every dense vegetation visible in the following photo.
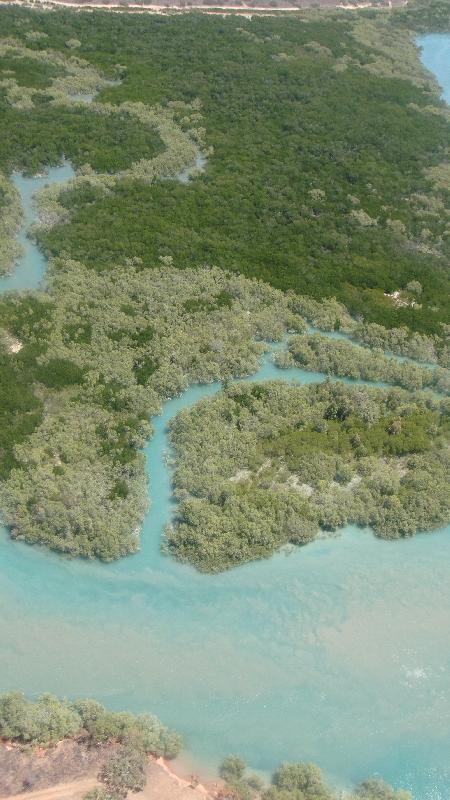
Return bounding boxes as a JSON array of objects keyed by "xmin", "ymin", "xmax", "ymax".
[
  {"xmin": 0, "ymin": 691, "xmax": 181, "ymax": 756},
  {"xmin": 395, "ymin": 0, "xmax": 450, "ymax": 32},
  {"xmin": 275, "ymin": 333, "xmax": 450, "ymax": 393},
  {"xmin": 0, "ymin": 174, "xmax": 23, "ymax": 274},
  {"xmin": 0, "ymin": 4, "xmax": 450, "ymax": 335},
  {"xmin": 1, "ymin": 103, "xmax": 165, "ymax": 175},
  {"xmin": 0, "ymin": 262, "xmax": 309, "ymax": 558},
  {"xmin": 166, "ymin": 380, "xmax": 450, "ymax": 571},
  {"xmin": 0, "ymin": 2, "xmax": 448, "ymax": 563}
]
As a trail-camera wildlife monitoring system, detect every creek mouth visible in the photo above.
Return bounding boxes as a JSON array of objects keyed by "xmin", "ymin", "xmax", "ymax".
[{"xmin": 0, "ymin": 34, "xmax": 449, "ymax": 800}]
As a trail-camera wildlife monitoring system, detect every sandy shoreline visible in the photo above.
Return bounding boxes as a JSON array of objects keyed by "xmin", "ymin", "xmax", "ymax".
[{"xmin": 0, "ymin": 0, "xmax": 408, "ymax": 14}]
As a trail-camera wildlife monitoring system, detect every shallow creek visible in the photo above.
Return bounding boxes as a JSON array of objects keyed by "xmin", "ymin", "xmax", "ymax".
[{"xmin": 0, "ymin": 35, "xmax": 449, "ymax": 799}]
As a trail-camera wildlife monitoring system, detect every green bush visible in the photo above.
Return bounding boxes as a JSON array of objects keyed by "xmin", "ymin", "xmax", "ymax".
[
  {"xmin": 166, "ymin": 381, "xmax": 450, "ymax": 571},
  {"xmin": 0, "ymin": 691, "xmax": 181, "ymax": 758}
]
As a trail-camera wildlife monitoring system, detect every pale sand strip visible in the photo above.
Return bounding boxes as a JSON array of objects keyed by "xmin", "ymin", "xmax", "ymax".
[{"xmin": 0, "ymin": 0, "xmax": 406, "ymax": 12}]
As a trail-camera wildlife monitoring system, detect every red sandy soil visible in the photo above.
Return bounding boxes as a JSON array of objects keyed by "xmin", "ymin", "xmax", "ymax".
[{"xmin": 0, "ymin": 742, "xmax": 220, "ymax": 800}]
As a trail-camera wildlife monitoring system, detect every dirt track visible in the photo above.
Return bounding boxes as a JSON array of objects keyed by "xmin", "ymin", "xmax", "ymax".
[
  {"xmin": 0, "ymin": 778, "xmax": 97, "ymax": 800},
  {"xmin": 0, "ymin": 757, "xmax": 215, "ymax": 800}
]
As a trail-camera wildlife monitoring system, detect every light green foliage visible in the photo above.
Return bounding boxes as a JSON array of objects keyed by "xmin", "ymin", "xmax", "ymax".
[
  {"xmin": 352, "ymin": 321, "xmax": 449, "ymax": 367},
  {"xmin": 0, "ymin": 261, "xmax": 305, "ymax": 559},
  {"xmin": 1, "ymin": 400, "xmax": 149, "ymax": 559},
  {"xmin": 289, "ymin": 295, "xmax": 355, "ymax": 334},
  {"xmin": 0, "ymin": 691, "xmax": 181, "ymax": 757},
  {"xmin": 0, "ymin": 172, "xmax": 23, "ymax": 274},
  {"xmin": 263, "ymin": 762, "xmax": 332, "ymax": 800},
  {"xmin": 166, "ymin": 380, "xmax": 450, "ymax": 571},
  {"xmin": 277, "ymin": 334, "xmax": 450, "ymax": 394},
  {"xmin": 352, "ymin": 17, "xmax": 437, "ymax": 87}
]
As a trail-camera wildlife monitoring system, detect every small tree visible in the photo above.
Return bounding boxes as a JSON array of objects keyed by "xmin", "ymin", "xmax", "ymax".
[
  {"xmin": 405, "ymin": 280, "xmax": 422, "ymax": 296},
  {"xmin": 99, "ymin": 745, "xmax": 146, "ymax": 799},
  {"xmin": 219, "ymin": 755, "xmax": 247, "ymax": 783}
]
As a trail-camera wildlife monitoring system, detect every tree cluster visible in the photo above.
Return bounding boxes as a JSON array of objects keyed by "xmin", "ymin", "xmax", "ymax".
[
  {"xmin": 166, "ymin": 380, "xmax": 450, "ymax": 571},
  {"xmin": 276, "ymin": 334, "xmax": 450, "ymax": 394},
  {"xmin": 217, "ymin": 757, "xmax": 411, "ymax": 800},
  {"xmin": 0, "ymin": 6, "xmax": 449, "ymax": 336},
  {"xmin": 0, "ymin": 691, "xmax": 181, "ymax": 756}
]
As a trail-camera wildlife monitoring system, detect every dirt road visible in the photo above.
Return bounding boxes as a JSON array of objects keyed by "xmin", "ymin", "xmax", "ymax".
[{"xmin": 0, "ymin": 760, "xmax": 215, "ymax": 800}]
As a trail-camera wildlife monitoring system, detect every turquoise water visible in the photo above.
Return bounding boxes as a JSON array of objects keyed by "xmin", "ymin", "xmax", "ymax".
[
  {"xmin": 0, "ymin": 164, "xmax": 75, "ymax": 293},
  {"xmin": 0, "ymin": 36, "xmax": 449, "ymax": 799},
  {"xmin": 417, "ymin": 33, "xmax": 450, "ymax": 103}
]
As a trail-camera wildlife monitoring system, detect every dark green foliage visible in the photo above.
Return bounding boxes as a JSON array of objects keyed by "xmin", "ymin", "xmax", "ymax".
[
  {"xmin": 0, "ymin": 6, "xmax": 447, "ymax": 334},
  {"xmin": 0, "ymin": 104, "xmax": 164, "ymax": 175},
  {"xmin": 0, "ymin": 54, "xmax": 65, "ymax": 89},
  {"xmin": 34, "ymin": 357, "xmax": 85, "ymax": 388},
  {"xmin": 264, "ymin": 409, "xmax": 442, "ymax": 462},
  {"xmin": 64, "ymin": 320, "xmax": 92, "ymax": 344},
  {"xmin": 133, "ymin": 355, "xmax": 159, "ymax": 385},
  {"xmin": 0, "ymin": 4, "xmax": 449, "ymax": 571},
  {"xmin": 110, "ymin": 479, "xmax": 129, "ymax": 499},
  {"xmin": 97, "ymin": 418, "xmax": 144, "ymax": 466},
  {"xmin": 130, "ymin": 325, "xmax": 154, "ymax": 346},
  {"xmin": 0, "ymin": 353, "xmax": 43, "ymax": 479},
  {"xmin": 97, "ymin": 379, "xmax": 134, "ymax": 412},
  {"xmin": 183, "ymin": 291, "xmax": 233, "ymax": 314},
  {"xmin": 0, "ymin": 295, "xmax": 54, "ymax": 341}
]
